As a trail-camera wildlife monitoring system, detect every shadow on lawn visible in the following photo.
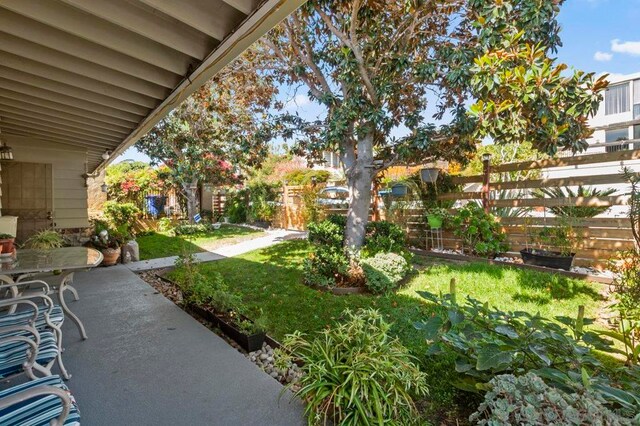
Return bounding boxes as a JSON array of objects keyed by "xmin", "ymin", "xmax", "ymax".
[
  {"xmin": 137, "ymin": 232, "xmax": 204, "ymax": 260},
  {"xmin": 513, "ymin": 269, "xmax": 604, "ymax": 303}
]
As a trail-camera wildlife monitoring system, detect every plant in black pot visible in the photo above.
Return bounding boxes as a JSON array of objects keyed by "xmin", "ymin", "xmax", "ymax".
[
  {"xmin": 175, "ymin": 253, "xmax": 266, "ymax": 351},
  {"xmin": 520, "ymin": 218, "xmax": 579, "ymax": 271}
]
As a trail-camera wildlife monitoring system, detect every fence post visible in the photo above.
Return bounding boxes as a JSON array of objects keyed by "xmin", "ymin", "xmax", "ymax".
[{"xmin": 482, "ymin": 153, "xmax": 492, "ymax": 213}]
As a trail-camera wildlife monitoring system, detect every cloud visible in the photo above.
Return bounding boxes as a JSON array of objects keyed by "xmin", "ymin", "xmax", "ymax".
[
  {"xmin": 611, "ymin": 39, "xmax": 640, "ymax": 56},
  {"xmin": 285, "ymin": 94, "xmax": 311, "ymax": 110},
  {"xmin": 594, "ymin": 51, "xmax": 613, "ymax": 62}
]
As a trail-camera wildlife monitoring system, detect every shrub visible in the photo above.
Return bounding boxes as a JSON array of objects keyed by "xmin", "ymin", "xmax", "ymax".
[
  {"xmin": 103, "ymin": 201, "xmax": 140, "ymax": 226},
  {"xmin": 224, "ymin": 189, "xmax": 249, "ymax": 223},
  {"xmin": 247, "ymin": 181, "xmax": 279, "ymax": 222},
  {"xmin": 362, "ymin": 220, "xmax": 408, "ymax": 259},
  {"xmin": 307, "ymin": 219, "xmax": 344, "ymax": 248},
  {"xmin": 305, "ymin": 217, "xmax": 411, "ymax": 287},
  {"xmin": 451, "ymin": 204, "xmax": 508, "ymax": 257},
  {"xmin": 302, "ymin": 246, "xmax": 350, "ymax": 287},
  {"xmin": 470, "ymin": 373, "xmax": 632, "ymax": 426},
  {"xmin": 361, "ymin": 252, "xmax": 410, "ymax": 294},
  {"xmin": 277, "ymin": 309, "xmax": 428, "ymax": 425},
  {"xmin": 283, "ymin": 169, "xmax": 331, "ymax": 185},
  {"xmin": 157, "ymin": 217, "xmax": 174, "ymax": 233}
]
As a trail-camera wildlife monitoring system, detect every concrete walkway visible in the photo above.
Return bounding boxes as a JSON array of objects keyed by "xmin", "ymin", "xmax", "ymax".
[
  {"xmin": 127, "ymin": 229, "xmax": 306, "ymax": 272},
  {"xmin": 55, "ymin": 265, "xmax": 305, "ymax": 425}
]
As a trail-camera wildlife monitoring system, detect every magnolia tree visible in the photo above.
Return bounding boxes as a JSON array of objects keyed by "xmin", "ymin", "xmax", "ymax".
[
  {"xmin": 137, "ymin": 49, "xmax": 278, "ymax": 221},
  {"xmin": 264, "ymin": 0, "xmax": 606, "ymax": 249}
]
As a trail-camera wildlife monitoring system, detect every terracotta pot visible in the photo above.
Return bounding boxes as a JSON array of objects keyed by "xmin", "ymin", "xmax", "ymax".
[
  {"xmin": 0, "ymin": 238, "xmax": 15, "ymax": 254},
  {"xmin": 101, "ymin": 247, "xmax": 121, "ymax": 266}
]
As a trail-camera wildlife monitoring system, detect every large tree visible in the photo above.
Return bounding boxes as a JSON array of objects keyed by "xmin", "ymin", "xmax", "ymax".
[
  {"xmin": 264, "ymin": 0, "xmax": 605, "ymax": 249},
  {"xmin": 137, "ymin": 49, "xmax": 278, "ymax": 220}
]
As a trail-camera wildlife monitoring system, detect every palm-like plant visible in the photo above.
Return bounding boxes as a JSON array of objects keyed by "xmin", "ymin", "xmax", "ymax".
[{"xmin": 532, "ymin": 186, "xmax": 616, "ymax": 218}]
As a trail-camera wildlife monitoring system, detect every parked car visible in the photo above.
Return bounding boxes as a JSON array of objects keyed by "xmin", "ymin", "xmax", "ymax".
[{"xmin": 318, "ymin": 186, "xmax": 349, "ymax": 206}]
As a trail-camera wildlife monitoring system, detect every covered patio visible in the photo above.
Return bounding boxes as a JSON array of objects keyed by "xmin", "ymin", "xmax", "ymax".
[
  {"xmin": 56, "ymin": 265, "xmax": 304, "ymax": 424},
  {"xmin": 0, "ymin": 0, "xmax": 308, "ymax": 423}
]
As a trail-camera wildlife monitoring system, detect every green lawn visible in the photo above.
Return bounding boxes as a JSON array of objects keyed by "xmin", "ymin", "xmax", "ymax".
[
  {"xmin": 136, "ymin": 224, "xmax": 264, "ymax": 260},
  {"xmin": 168, "ymin": 240, "xmax": 606, "ymax": 419}
]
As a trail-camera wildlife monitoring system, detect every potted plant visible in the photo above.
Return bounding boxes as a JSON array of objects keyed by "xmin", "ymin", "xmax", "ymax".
[
  {"xmin": 25, "ymin": 230, "xmax": 64, "ymax": 250},
  {"xmin": 216, "ymin": 311, "xmax": 267, "ymax": 352},
  {"xmin": 89, "ymin": 229, "xmax": 122, "ymax": 266},
  {"xmin": 520, "ymin": 219, "xmax": 578, "ymax": 271},
  {"xmin": 391, "ymin": 183, "xmax": 408, "ymax": 197},
  {"xmin": 420, "ymin": 167, "xmax": 440, "ymax": 183},
  {"xmin": 425, "ymin": 207, "xmax": 449, "ymax": 229},
  {"xmin": 0, "ymin": 233, "xmax": 15, "ymax": 254}
]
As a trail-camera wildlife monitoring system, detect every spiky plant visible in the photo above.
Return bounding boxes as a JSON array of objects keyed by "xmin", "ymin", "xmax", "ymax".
[{"xmin": 532, "ymin": 185, "xmax": 617, "ymax": 218}]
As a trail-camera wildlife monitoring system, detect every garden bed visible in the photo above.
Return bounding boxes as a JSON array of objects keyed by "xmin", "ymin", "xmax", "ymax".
[
  {"xmin": 160, "ymin": 240, "xmax": 610, "ymax": 423},
  {"xmin": 137, "ymin": 270, "xmax": 303, "ymax": 386}
]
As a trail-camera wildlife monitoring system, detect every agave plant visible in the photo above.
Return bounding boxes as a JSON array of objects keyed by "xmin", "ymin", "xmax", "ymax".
[{"xmin": 532, "ymin": 185, "xmax": 616, "ymax": 218}]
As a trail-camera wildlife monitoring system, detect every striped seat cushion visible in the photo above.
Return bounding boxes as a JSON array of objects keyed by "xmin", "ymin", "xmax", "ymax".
[
  {"xmin": 0, "ymin": 306, "xmax": 64, "ymax": 331},
  {"xmin": 0, "ymin": 375, "xmax": 80, "ymax": 426},
  {"xmin": 0, "ymin": 331, "xmax": 59, "ymax": 379}
]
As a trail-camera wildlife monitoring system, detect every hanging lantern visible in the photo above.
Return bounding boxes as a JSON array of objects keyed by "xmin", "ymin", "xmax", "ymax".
[{"xmin": 0, "ymin": 120, "xmax": 13, "ymax": 161}]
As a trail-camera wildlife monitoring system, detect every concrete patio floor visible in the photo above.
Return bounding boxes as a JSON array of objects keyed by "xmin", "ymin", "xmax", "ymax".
[{"xmin": 54, "ymin": 265, "xmax": 305, "ymax": 425}]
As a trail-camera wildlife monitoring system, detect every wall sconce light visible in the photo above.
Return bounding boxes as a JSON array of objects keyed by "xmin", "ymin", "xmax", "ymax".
[
  {"xmin": 100, "ymin": 183, "xmax": 108, "ymax": 193},
  {"xmin": 102, "ymin": 150, "xmax": 111, "ymax": 161}
]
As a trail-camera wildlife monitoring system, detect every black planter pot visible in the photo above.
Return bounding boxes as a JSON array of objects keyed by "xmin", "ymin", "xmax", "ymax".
[
  {"xmin": 520, "ymin": 248, "xmax": 575, "ymax": 271},
  {"xmin": 218, "ymin": 320, "xmax": 266, "ymax": 352},
  {"xmin": 189, "ymin": 305, "xmax": 266, "ymax": 352}
]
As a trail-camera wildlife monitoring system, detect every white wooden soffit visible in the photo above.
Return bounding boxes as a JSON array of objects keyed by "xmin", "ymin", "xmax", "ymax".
[{"xmin": 0, "ymin": 0, "xmax": 306, "ymax": 172}]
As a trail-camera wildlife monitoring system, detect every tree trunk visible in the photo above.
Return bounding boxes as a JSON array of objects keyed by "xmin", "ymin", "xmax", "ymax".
[
  {"xmin": 183, "ymin": 181, "xmax": 199, "ymax": 223},
  {"xmin": 344, "ymin": 130, "xmax": 375, "ymax": 250}
]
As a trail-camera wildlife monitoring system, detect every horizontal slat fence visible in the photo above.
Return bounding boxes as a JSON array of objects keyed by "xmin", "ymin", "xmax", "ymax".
[{"xmin": 277, "ymin": 149, "xmax": 638, "ymax": 268}]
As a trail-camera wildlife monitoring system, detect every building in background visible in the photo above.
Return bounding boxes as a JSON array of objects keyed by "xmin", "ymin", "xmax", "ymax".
[{"xmin": 545, "ymin": 72, "xmax": 640, "ymax": 216}]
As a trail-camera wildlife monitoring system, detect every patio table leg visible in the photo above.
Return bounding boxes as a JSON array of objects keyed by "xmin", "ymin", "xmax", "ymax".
[
  {"xmin": 58, "ymin": 273, "xmax": 87, "ymax": 340},
  {"xmin": 66, "ymin": 285, "xmax": 80, "ymax": 301}
]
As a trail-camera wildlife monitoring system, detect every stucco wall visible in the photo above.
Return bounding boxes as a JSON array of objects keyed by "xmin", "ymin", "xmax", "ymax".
[{"xmin": 3, "ymin": 134, "xmax": 89, "ymax": 229}]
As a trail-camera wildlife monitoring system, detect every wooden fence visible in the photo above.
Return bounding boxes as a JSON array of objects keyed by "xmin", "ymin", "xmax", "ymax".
[{"xmin": 304, "ymin": 149, "xmax": 638, "ymax": 268}]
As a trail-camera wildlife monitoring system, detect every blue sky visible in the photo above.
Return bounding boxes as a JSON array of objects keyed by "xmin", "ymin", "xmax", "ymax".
[{"xmin": 117, "ymin": 0, "xmax": 640, "ymax": 163}]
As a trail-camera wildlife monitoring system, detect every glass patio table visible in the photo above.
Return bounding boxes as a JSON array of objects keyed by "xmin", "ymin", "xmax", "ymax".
[{"xmin": 0, "ymin": 247, "xmax": 103, "ymax": 341}]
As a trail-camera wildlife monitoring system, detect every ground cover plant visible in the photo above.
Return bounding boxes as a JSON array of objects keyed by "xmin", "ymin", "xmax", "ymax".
[
  {"xmin": 136, "ymin": 224, "xmax": 263, "ymax": 260},
  {"xmin": 168, "ymin": 240, "xmax": 608, "ymax": 422}
]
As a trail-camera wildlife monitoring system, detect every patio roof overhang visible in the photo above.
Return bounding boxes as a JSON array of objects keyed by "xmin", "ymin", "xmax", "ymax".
[{"xmin": 0, "ymin": 0, "xmax": 305, "ymax": 172}]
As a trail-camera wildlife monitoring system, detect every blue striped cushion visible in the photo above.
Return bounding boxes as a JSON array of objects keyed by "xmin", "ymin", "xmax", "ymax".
[
  {"xmin": 0, "ymin": 306, "xmax": 64, "ymax": 331},
  {"xmin": 0, "ymin": 331, "xmax": 59, "ymax": 379},
  {"xmin": 0, "ymin": 375, "xmax": 80, "ymax": 425}
]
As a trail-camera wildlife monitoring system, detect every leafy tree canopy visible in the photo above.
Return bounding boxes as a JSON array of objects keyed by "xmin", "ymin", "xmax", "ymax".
[{"xmin": 262, "ymin": 0, "xmax": 606, "ymax": 248}]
